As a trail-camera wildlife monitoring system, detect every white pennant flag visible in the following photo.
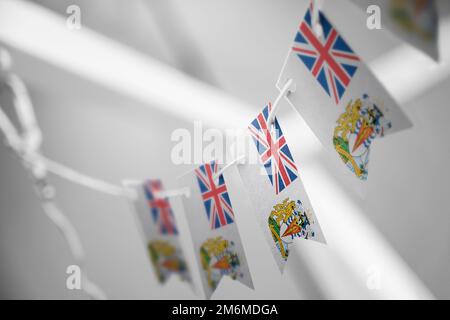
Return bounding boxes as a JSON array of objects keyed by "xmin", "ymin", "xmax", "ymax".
[
  {"xmin": 124, "ymin": 179, "xmax": 191, "ymax": 285},
  {"xmin": 178, "ymin": 161, "xmax": 253, "ymax": 299},
  {"xmin": 352, "ymin": 0, "xmax": 439, "ymax": 60},
  {"xmin": 278, "ymin": 1, "xmax": 411, "ymax": 191},
  {"xmin": 237, "ymin": 103, "xmax": 326, "ymax": 271}
]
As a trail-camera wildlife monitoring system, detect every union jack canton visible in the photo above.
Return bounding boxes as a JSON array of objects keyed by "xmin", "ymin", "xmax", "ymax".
[
  {"xmin": 292, "ymin": 4, "xmax": 360, "ymax": 104},
  {"xmin": 144, "ymin": 180, "xmax": 178, "ymax": 235},
  {"xmin": 248, "ymin": 103, "xmax": 299, "ymax": 195},
  {"xmin": 195, "ymin": 161, "xmax": 235, "ymax": 230}
]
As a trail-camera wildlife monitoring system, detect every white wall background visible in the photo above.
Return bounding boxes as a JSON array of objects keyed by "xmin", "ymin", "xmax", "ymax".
[{"xmin": 0, "ymin": 0, "xmax": 449, "ymax": 299}]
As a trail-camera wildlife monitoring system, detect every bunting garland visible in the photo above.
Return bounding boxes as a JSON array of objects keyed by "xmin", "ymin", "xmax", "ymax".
[{"xmin": 1, "ymin": 0, "xmax": 439, "ymax": 300}]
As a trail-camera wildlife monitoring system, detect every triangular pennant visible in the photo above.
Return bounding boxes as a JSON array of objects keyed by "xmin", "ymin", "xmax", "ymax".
[
  {"xmin": 237, "ymin": 103, "xmax": 326, "ymax": 271},
  {"xmin": 278, "ymin": 1, "xmax": 411, "ymax": 192},
  {"xmin": 124, "ymin": 180, "xmax": 191, "ymax": 285},
  {"xmin": 178, "ymin": 161, "xmax": 253, "ymax": 298}
]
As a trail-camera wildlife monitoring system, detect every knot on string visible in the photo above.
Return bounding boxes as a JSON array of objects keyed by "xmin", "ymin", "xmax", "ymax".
[
  {"xmin": 34, "ymin": 178, "xmax": 57, "ymax": 201},
  {"xmin": 0, "ymin": 47, "xmax": 107, "ymax": 300}
]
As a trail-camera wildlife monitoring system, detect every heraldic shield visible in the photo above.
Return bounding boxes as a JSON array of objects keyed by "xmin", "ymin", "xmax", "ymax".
[
  {"xmin": 333, "ymin": 94, "xmax": 392, "ymax": 180},
  {"xmin": 199, "ymin": 236, "xmax": 243, "ymax": 291},
  {"xmin": 268, "ymin": 198, "xmax": 318, "ymax": 261},
  {"xmin": 147, "ymin": 240, "xmax": 189, "ymax": 283}
]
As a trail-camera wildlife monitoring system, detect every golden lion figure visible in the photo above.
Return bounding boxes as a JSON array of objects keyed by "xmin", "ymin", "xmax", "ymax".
[
  {"xmin": 333, "ymin": 94, "xmax": 390, "ymax": 180},
  {"xmin": 334, "ymin": 98, "xmax": 361, "ymax": 139},
  {"xmin": 150, "ymin": 240, "xmax": 176, "ymax": 257},
  {"xmin": 202, "ymin": 237, "xmax": 229, "ymax": 257},
  {"xmin": 199, "ymin": 236, "xmax": 241, "ymax": 290},
  {"xmin": 270, "ymin": 198, "xmax": 296, "ymax": 226}
]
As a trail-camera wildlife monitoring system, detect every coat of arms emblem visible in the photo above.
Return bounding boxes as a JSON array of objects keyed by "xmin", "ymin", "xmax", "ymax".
[
  {"xmin": 333, "ymin": 94, "xmax": 391, "ymax": 180},
  {"xmin": 268, "ymin": 198, "xmax": 316, "ymax": 261},
  {"xmin": 147, "ymin": 240, "xmax": 189, "ymax": 283},
  {"xmin": 199, "ymin": 236, "xmax": 242, "ymax": 290}
]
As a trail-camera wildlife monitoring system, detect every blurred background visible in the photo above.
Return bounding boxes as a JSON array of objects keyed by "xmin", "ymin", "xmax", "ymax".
[{"xmin": 0, "ymin": 0, "xmax": 449, "ymax": 299}]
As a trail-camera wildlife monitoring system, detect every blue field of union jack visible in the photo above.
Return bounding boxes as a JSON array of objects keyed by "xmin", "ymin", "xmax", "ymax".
[
  {"xmin": 292, "ymin": 3, "xmax": 360, "ymax": 104},
  {"xmin": 249, "ymin": 103, "xmax": 299, "ymax": 195},
  {"xmin": 195, "ymin": 161, "xmax": 235, "ymax": 230},
  {"xmin": 144, "ymin": 180, "xmax": 178, "ymax": 235}
]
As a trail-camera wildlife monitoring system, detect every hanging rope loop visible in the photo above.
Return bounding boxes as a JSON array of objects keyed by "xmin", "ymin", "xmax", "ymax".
[{"xmin": 0, "ymin": 47, "xmax": 107, "ymax": 300}]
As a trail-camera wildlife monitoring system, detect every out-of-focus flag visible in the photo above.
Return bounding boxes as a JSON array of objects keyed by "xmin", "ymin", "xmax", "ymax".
[
  {"xmin": 278, "ymin": 2, "xmax": 411, "ymax": 190},
  {"xmin": 352, "ymin": 0, "xmax": 439, "ymax": 60},
  {"xmin": 124, "ymin": 179, "xmax": 191, "ymax": 284},
  {"xmin": 179, "ymin": 161, "xmax": 253, "ymax": 299},
  {"xmin": 238, "ymin": 104, "xmax": 325, "ymax": 271}
]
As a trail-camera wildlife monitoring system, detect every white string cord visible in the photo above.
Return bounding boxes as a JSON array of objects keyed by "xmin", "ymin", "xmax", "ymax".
[
  {"xmin": 40, "ymin": 199, "xmax": 107, "ymax": 300},
  {"xmin": 213, "ymin": 155, "xmax": 246, "ymax": 183},
  {"xmin": 158, "ymin": 187, "xmax": 190, "ymax": 199},
  {"xmin": 209, "ymin": 78, "xmax": 296, "ymax": 183},
  {"xmin": 124, "ymin": 180, "xmax": 189, "ymax": 199},
  {"xmin": 39, "ymin": 154, "xmax": 136, "ymax": 199},
  {"xmin": 311, "ymin": 0, "xmax": 324, "ymax": 38},
  {"xmin": 0, "ymin": 109, "xmax": 108, "ymax": 300},
  {"xmin": 267, "ymin": 78, "xmax": 295, "ymax": 127},
  {"xmin": 0, "ymin": 48, "xmax": 108, "ymax": 300},
  {"xmin": 0, "ymin": 103, "xmax": 22, "ymax": 149},
  {"xmin": 0, "ymin": 115, "xmax": 137, "ymax": 200},
  {"xmin": 2, "ymin": 73, "xmax": 42, "ymax": 152}
]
